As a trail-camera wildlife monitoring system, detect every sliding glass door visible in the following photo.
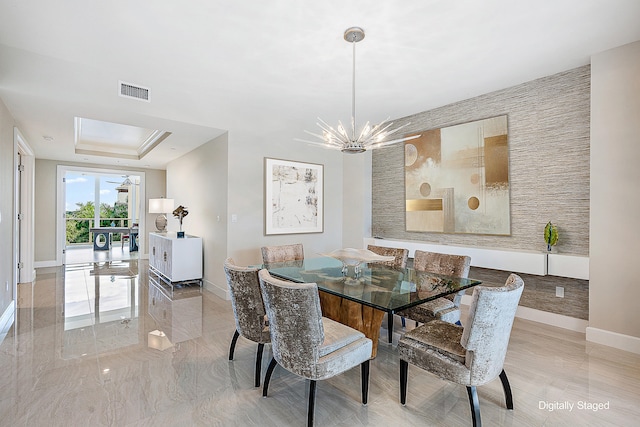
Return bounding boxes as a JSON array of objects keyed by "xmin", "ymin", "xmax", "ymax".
[{"xmin": 57, "ymin": 165, "xmax": 145, "ymax": 265}]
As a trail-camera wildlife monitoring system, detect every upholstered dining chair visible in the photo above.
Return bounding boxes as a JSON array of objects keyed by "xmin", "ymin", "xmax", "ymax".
[
  {"xmin": 258, "ymin": 269, "xmax": 373, "ymax": 427},
  {"xmin": 366, "ymin": 244, "xmax": 409, "ymax": 343},
  {"xmin": 397, "ymin": 250, "xmax": 472, "ymax": 328},
  {"xmin": 398, "ymin": 274, "xmax": 524, "ymax": 427},
  {"xmin": 367, "ymin": 244, "xmax": 409, "ymax": 270},
  {"xmin": 261, "ymin": 243, "xmax": 304, "ymax": 267},
  {"xmin": 224, "ymin": 258, "xmax": 271, "ymax": 387}
]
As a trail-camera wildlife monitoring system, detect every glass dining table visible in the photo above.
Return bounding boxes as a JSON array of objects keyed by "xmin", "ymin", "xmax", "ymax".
[{"xmin": 264, "ymin": 257, "xmax": 482, "ymax": 358}]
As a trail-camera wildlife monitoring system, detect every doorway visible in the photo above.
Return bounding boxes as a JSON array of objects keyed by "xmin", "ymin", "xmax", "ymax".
[{"xmin": 57, "ymin": 166, "xmax": 146, "ymax": 265}]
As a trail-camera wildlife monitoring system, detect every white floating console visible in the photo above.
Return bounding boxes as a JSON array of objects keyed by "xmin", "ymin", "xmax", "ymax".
[
  {"xmin": 364, "ymin": 237, "xmax": 589, "ymax": 279},
  {"xmin": 149, "ymin": 232, "xmax": 203, "ymax": 283},
  {"xmin": 547, "ymin": 253, "xmax": 589, "ymax": 280}
]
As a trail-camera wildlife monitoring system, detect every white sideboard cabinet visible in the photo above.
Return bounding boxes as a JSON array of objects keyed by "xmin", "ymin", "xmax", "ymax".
[{"xmin": 149, "ymin": 232, "xmax": 203, "ymax": 283}]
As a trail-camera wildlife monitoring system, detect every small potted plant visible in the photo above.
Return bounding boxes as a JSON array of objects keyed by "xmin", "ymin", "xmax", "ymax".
[{"xmin": 544, "ymin": 221, "xmax": 558, "ymax": 252}]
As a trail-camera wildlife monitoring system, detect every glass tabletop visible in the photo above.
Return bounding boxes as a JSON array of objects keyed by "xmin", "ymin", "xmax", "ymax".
[{"xmin": 264, "ymin": 257, "xmax": 482, "ymax": 313}]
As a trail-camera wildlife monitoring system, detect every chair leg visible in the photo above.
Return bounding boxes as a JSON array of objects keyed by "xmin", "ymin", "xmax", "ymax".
[
  {"xmin": 255, "ymin": 343, "xmax": 264, "ymax": 387},
  {"xmin": 229, "ymin": 330, "xmax": 240, "ymax": 360},
  {"xmin": 499, "ymin": 369, "xmax": 514, "ymax": 410},
  {"xmin": 388, "ymin": 313, "xmax": 394, "ymax": 343},
  {"xmin": 262, "ymin": 357, "xmax": 278, "ymax": 397},
  {"xmin": 399, "ymin": 359, "xmax": 408, "ymax": 405},
  {"xmin": 307, "ymin": 380, "xmax": 317, "ymax": 427},
  {"xmin": 466, "ymin": 385, "xmax": 481, "ymax": 427},
  {"xmin": 361, "ymin": 360, "xmax": 370, "ymax": 405}
]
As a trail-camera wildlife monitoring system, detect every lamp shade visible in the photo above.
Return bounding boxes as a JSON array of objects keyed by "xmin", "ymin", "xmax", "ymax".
[{"xmin": 149, "ymin": 198, "xmax": 174, "ymax": 213}]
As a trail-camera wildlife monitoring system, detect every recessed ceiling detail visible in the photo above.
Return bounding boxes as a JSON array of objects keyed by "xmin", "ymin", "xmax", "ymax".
[
  {"xmin": 74, "ymin": 117, "xmax": 171, "ymax": 160},
  {"xmin": 119, "ymin": 81, "xmax": 150, "ymax": 102}
]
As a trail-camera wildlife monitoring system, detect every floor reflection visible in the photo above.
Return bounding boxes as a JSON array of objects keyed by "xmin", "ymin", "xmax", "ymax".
[
  {"xmin": 62, "ymin": 260, "xmax": 141, "ymax": 358},
  {"xmin": 148, "ymin": 272, "xmax": 202, "ymax": 350},
  {"xmin": 64, "ymin": 244, "xmax": 140, "ymax": 265}
]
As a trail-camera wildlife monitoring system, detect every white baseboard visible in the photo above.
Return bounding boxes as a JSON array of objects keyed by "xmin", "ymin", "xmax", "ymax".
[
  {"xmin": 0, "ymin": 300, "xmax": 16, "ymax": 345},
  {"xmin": 34, "ymin": 260, "xmax": 58, "ymax": 268},
  {"xmin": 586, "ymin": 327, "xmax": 640, "ymax": 355},
  {"xmin": 514, "ymin": 305, "xmax": 588, "ymax": 333},
  {"xmin": 461, "ymin": 294, "xmax": 588, "ymax": 333},
  {"xmin": 204, "ymin": 279, "xmax": 230, "ymax": 301}
]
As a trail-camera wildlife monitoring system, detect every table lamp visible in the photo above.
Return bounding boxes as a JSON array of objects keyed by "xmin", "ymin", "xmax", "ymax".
[{"xmin": 149, "ymin": 198, "xmax": 174, "ymax": 232}]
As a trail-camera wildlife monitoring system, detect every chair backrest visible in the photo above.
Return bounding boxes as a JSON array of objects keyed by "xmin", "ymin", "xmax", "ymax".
[
  {"xmin": 258, "ymin": 269, "xmax": 324, "ymax": 376},
  {"xmin": 413, "ymin": 250, "xmax": 471, "ymax": 305},
  {"xmin": 413, "ymin": 250, "xmax": 471, "ymax": 277},
  {"xmin": 224, "ymin": 258, "xmax": 268, "ymax": 343},
  {"xmin": 261, "ymin": 243, "xmax": 304, "ymax": 265},
  {"xmin": 367, "ymin": 245, "xmax": 409, "ymax": 269},
  {"xmin": 461, "ymin": 273, "xmax": 524, "ymax": 385}
]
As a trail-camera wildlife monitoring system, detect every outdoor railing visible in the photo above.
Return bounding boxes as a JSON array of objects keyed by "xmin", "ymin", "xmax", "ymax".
[{"xmin": 66, "ymin": 217, "xmax": 132, "ymax": 245}]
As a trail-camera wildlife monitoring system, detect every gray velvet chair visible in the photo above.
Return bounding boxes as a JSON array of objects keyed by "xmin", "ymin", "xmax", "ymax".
[
  {"xmin": 224, "ymin": 258, "xmax": 271, "ymax": 387},
  {"xmin": 397, "ymin": 250, "xmax": 472, "ymax": 327},
  {"xmin": 398, "ymin": 274, "xmax": 524, "ymax": 427},
  {"xmin": 366, "ymin": 244, "xmax": 409, "ymax": 343},
  {"xmin": 258, "ymin": 269, "xmax": 373, "ymax": 427},
  {"xmin": 260, "ymin": 243, "xmax": 304, "ymax": 267},
  {"xmin": 367, "ymin": 244, "xmax": 409, "ymax": 270}
]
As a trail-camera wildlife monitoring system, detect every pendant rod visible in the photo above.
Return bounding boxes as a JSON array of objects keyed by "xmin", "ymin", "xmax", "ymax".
[{"xmin": 351, "ymin": 34, "xmax": 356, "ymax": 141}]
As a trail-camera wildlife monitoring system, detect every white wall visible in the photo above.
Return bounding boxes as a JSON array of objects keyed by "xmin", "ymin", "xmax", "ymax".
[
  {"xmin": 589, "ymin": 40, "xmax": 640, "ymax": 352},
  {"xmin": 0, "ymin": 97, "xmax": 16, "ymax": 319},
  {"xmin": 342, "ymin": 151, "xmax": 372, "ymax": 248},
  {"xmin": 225, "ymin": 127, "xmax": 348, "ymax": 266},
  {"xmin": 166, "ymin": 133, "xmax": 229, "ymax": 298}
]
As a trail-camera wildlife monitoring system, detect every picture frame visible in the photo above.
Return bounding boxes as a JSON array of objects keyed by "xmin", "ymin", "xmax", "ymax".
[
  {"xmin": 264, "ymin": 158, "xmax": 324, "ymax": 235},
  {"xmin": 405, "ymin": 115, "xmax": 510, "ymax": 235}
]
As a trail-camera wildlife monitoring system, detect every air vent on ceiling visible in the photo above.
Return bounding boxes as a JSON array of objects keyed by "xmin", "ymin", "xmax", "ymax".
[{"xmin": 119, "ymin": 81, "xmax": 150, "ymax": 102}]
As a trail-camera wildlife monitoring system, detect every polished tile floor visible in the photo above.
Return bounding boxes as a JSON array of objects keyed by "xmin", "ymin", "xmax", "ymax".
[{"xmin": 1, "ymin": 259, "xmax": 639, "ymax": 426}]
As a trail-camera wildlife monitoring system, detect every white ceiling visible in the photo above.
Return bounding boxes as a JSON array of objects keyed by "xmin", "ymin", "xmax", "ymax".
[{"xmin": 1, "ymin": 1, "xmax": 640, "ymax": 169}]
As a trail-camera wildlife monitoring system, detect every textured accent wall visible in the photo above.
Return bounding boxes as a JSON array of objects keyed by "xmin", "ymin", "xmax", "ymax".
[{"xmin": 373, "ymin": 66, "xmax": 590, "ymax": 256}]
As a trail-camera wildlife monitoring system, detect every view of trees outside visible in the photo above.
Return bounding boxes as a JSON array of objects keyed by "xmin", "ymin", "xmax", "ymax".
[
  {"xmin": 66, "ymin": 201, "xmax": 129, "ymax": 244},
  {"xmin": 65, "ymin": 172, "xmax": 134, "ymax": 245}
]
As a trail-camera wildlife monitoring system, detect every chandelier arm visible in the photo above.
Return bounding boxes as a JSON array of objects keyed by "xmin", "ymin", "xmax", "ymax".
[
  {"xmin": 294, "ymin": 138, "xmax": 344, "ymax": 150},
  {"xmin": 316, "ymin": 117, "xmax": 337, "ymax": 132},
  {"xmin": 369, "ymin": 134, "xmax": 421, "ymax": 149},
  {"xmin": 304, "ymin": 129, "xmax": 346, "ymax": 148},
  {"xmin": 357, "ymin": 121, "xmax": 372, "ymax": 141},
  {"xmin": 303, "ymin": 129, "xmax": 331, "ymax": 140},
  {"xmin": 369, "ymin": 121, "xmax": 396, "ymax": 138},
  {"xmin": 373, "ymin": 122, "xmax": 413, "ymax": 139}
]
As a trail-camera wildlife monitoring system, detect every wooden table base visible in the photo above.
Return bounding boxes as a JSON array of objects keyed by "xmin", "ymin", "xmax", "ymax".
[{"xmin": 318, "ymin": 292, "xmax": 386, "ymax": 358}]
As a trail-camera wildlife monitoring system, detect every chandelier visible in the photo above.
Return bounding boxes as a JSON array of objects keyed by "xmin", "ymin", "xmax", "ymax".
[{"xmin": 296, "ymin": 27, "xmax": 419, "ymax": 153}]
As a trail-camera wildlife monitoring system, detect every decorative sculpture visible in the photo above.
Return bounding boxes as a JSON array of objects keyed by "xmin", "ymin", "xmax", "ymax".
[
  {"xmin": 173, "ymin": 205, "xmax": 189, "ymax": 236},
  {"xmin": 319, "ymin": 248, "xmax": 395, "ymax": 277}
]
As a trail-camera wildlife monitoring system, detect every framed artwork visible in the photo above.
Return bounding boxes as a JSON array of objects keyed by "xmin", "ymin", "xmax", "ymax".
[
  {"xmin": 264, "ymin": 158, "xmax": 323, "ymax": 235},
  {"xmin": 405, "ymin": 115, "xmax": 510, "ymax": 235}
]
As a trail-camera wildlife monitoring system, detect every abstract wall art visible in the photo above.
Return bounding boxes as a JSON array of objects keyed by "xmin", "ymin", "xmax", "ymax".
[
  {"xmin": 405, "ymin": 115, "xmax": 510, "ymax": 235},
  {"xmin": 264, "ymin": 158, "xmax": 323, "ymax": 235}
]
